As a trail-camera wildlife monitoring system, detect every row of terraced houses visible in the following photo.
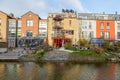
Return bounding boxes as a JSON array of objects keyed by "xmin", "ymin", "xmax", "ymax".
[{"xmin": 0, "ymin": 10, "xmax": 120, "ymax": 48}]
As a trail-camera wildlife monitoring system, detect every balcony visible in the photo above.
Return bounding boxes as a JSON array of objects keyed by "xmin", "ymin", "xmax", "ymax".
[
  {"xmin": 53, "ymin": 15, "xmax": 64, "ymax": 21},
  {"xmin": 53, "ymin": 22, "xmax": 63, "ymax": 29}
]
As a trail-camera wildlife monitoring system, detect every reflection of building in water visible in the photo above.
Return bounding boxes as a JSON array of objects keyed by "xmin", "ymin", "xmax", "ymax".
[
  {"xmin": 62, "ymin": 64, "xmax": 97, "ymax": 80},
  {"xmin": 96, "ymin": 63, "xmax": 116, "ymax": 80},
  {"xmin": 44, "ymin": 63, "xmax": 55, "ymax": 80},
  {"xmin": 78, "ymin": 65, "xmax": 97, "ymax": 80},
  {"xmin": 44, "ymin": 62, "xmax": 66, "ymax": 80},
  {"xmin": 62, "ymin": 65, "xmax": 81, "ymax": 80},
  {"xmin": 0, "ymin": 63, "xmax": 20, "ymax": 80},
  {"xmin": 0, "ymin": 63, "xmax": 6, "ymax": 79}
]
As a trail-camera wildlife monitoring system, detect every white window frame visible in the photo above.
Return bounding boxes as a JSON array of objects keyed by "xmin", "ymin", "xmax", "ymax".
[
  {"xmin": 106, "ymin": 23, "xmax": 110, "ymax": 29},
  {"xmin": 27, "ymin": 20, "xmax": 33, "ymax": 26},
  {"xmin": 100, "ymin": 22, "xmax": 104, "ymax": 29}
]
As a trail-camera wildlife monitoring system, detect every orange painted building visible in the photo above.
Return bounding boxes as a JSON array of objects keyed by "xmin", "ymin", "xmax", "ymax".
[
  {"xmin": 96, "ymin": 20, "xmax": 115, "ymax": 40},
  {"xmin": 21, "ymin": 11, "xmax": 40, "ymax": 37}
]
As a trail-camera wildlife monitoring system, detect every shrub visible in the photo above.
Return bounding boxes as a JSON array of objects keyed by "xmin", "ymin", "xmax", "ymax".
[
  {"xmin": 78, "ymin": 39, "xmax": 88, "ymax": 47},
  {"xmin": 35, "ymin": 51, "xmax": 45, "ymax": 59},
  {"xmin": 65, "ymin": 42, "xmax": 72, "ymax": 49},
  {"xmin": 115, "ymin": 41, "xmax": 120, "ymax": 47},
  {"xmin": 103, "ymin": 41, "xmax": 110, "ymax": 49},
  {"xmin": 94, "ymin": 47, "xmax": 104, "ymax": 54},
  {"xmin": 107, "ymin": 47, "xmax": 115, "ymax": 52}
]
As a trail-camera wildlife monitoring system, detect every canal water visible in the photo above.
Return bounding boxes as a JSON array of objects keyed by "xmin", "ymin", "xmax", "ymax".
[{"xmin": 0, "ymin": 62, "xmax": 120, "ymax": 80}]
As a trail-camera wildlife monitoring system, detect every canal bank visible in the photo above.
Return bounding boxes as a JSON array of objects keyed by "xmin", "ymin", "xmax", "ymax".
[
  {"xmin": 0, "ymin": 48, "xmax": 120, "ymax": 63},
  {"xmin": 20, "ymin": 49, "xmax": 120, "ymax": 63}
]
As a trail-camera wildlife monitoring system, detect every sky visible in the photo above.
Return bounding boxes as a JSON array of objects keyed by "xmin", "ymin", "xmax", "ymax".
[{"xmin": 0, "ymin": 0, "xmax": 120, "ymax": 19}]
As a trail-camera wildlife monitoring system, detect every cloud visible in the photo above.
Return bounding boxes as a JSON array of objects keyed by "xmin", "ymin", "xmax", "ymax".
[
  {"xmin": 0, "ymin": 0, "xmax": 86, "ymax": 18},
  {"xmin": 68, "ymin": 0, "xmax": 85, "ymax": 12},
  {"xmin": 60, "ymin": 0, "xmax": 85, "ymax": 12}
]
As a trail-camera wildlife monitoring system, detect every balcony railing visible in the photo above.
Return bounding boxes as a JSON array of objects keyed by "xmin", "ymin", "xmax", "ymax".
[
  {"xmin": 52, "ymin": 33, "xmax": 65, "ymax": 38},
  {"xmin": 53, "ymin": 22, "xmax": 63, "ymax": 29}
]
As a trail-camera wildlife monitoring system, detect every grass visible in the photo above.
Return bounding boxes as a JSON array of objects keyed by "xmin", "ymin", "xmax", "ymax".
[
  {"xmin": 22, "ymin": 51, "xmax": 46, "ymax": 60},
  {"xmin": 70, "ymin": 50, "xmax": 112, "ymax": 59}
]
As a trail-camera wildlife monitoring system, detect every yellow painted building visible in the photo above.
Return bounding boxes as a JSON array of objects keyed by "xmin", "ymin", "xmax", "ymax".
[
  {"xmin": 47, "ymin": 12, "xmax": 81, "ymax": 48},
  {"xmin": 0, "ymin": 11, "xmax": 14, "ymax": 42},
  {"xmin": 0, "ymin": 11, "xmax": 9, "ymax": 42}
]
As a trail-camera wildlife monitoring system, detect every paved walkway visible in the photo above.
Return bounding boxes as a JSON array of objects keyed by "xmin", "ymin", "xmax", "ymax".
[
  {"xmin": 0, "ymin": 48, "xmax": 33, "ymax": 60},
  {"xmin": 43, "ymin": 49, "xmax": 72, "ymax": 61}
]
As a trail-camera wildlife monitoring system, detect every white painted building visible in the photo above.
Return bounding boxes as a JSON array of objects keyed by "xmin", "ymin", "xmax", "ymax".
[
  {"xmin": 39, "ymin": 19, "xmax": 47, "ymax": 39},
  {"xmin": 78, "ymin": 13, "xmax": 96, "ymax": 40},
  {"xmin": 114, "ymin": 14, "xmax": 120, "ymax": 41}
]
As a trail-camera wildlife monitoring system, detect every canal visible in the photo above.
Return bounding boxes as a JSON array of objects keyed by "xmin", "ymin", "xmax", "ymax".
[{"xmin": 0, "ymin": 62, "xmax": 120, "ymax": 80}]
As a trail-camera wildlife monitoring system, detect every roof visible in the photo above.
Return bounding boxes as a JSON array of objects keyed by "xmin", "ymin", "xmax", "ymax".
[
  {"xmin": 21, "ymin": 11, "xmax": 41, "ymax": 19},
  {"xmin": 0, "ymin": 11, "xmax": 15, "ymax": 19}
]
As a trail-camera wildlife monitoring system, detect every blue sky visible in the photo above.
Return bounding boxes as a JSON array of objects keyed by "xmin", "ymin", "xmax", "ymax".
[{"xmin": 0, "ymin": 0, "xmax": 120, "ymax": 19}]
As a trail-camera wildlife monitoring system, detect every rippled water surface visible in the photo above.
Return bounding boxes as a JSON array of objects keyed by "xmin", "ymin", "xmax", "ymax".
[{"xmin": 0, "ymin": 62, "xmax": 120, "ymax": 80}]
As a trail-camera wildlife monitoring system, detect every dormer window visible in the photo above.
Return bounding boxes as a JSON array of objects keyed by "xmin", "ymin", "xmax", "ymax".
[{"xmin": 29, "ymin": 14, "xmax": 32, "ymax": 17}]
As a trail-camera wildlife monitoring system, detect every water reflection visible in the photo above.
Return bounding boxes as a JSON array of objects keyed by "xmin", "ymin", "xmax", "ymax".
[{"xmin": 0, "ymin": 62, "xmax": 120, "ymax": 80}]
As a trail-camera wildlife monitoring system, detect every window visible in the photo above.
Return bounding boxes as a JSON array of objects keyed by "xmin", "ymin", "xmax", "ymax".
[
  {"xmin": 117, "ymin": 32, "xmax": 120, "ymax": 39},
  {"xmin": 117, "ymin": 23, "xmax": 120, "ymax": 30},
  {"xmin": 89, "ymin": 31, "xmax": 94, "ymax": 38},
  {"xmin": 0, "ymin": 19, "xmax": 1, "ymax": 26},
  {"xmin": 105, "ymin": 32, "xmax": 110, "ymax": 39},
  {"xmin": 106, "ymin": 22, "xmax": 110, "ymax": 29},
  {"xmin": 101, "ymin": 32, "xmax": 104, "ymax": 38},
  {"xmin": 28, "ymin": 14, "xmax": 32, "ymax": 17},
  {"xmin": 27, "ymin": 20, "xmax": 33, "ymax": 26},
  {"xmin": 100, "ymin": 22, "xmax": 104, "ymax": 29},
  {"xmin": 65, "ymin": 30, "xmax": 74, "ymax": 35},
  {"xmin": 8, "ymin": 31, "xmax": 16, "ymax": 37},
  {"xmin": 97, "ymin": 16, "xmax": 104, "ymax": 20},
  {"xmin": 26, "ymin": 30, "xmax": 33, "ymax": 37},
  {"xmin": 81, "ymin": 16, "xmax": 87, "ymax": 19},
  {"xmin": 89, "ymin": 22, "xmax": 92, "ymax": 29},
  {"xmin": 18, "ymin": 21, "xmax": 22, "ymax": 27},
  {"xmin": 55, "ymin": 21, "xmax": 61, "ymax": 27},
  {"xmin": 9, "ymin": 20, "xmax": 16, "ymax": 28},
  {"xmin": 101, "ymin": 32, "xmax": 110, "ymax": 39},
  {"xmin": 82, "ymin": 22, "xmax": 87, "ymax": 29},
  {"xmin": 82, "ymin": 31, "xmax": 87, "ymax": 38}
]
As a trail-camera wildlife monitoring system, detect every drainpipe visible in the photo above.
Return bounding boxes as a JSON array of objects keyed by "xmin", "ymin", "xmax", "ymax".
[{"xmin": 15, "ymin": 18, "xmax": 18, "ymax": 47}]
